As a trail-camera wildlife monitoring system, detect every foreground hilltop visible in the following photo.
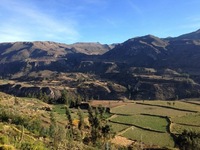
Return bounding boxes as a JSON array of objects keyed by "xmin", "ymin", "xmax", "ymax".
[{"xmin": 0, "ymin": 29, "xmax": 200, "ymax": 100}]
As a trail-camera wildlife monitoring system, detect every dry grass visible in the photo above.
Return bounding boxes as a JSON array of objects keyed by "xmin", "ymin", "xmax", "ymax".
[
  {"xmin": 142, "ymin": 100, "xmax": 200, "ymax": 112},
  {"xmin": 111, "ymin": 102, "xmax": 193, "ymax": 117},
  {"xmin": 89, "ymin": 100, "xmax": 127, "ymax": 108},
  {"xmin": 111, "ymin": 136, "xmax": 134, "ymax": 146}
]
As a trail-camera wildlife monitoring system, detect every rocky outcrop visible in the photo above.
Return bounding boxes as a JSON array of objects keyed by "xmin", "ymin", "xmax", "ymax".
[
  {"xmin": 77, "ymin": 81, "xmax": 127, "ymax": 100},
  {"xmin": 0, "ymin": 83, "xmax": 61, "ymax": 100},
  {"xmin": 130, "ymin": 79, "xmax": 200, "ymax": 100}
]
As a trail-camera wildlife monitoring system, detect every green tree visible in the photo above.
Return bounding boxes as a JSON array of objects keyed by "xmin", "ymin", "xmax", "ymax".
[
  {"xmin": 77, "ymin": 107, "xmax": 84, "ymax": 131},
  {"xmin": 53, "ymin": 125, "xmax": 66, "ymax": 149},
  {"xmin": 88, "ymin": 105, "xmax": 94, "ymax": 126},
  {"xmin": 65, "ymin": 106, "xmax": 74, "ymax": 140},
  {"xmin": 88, "ymin": 105, "xmax": 101, "ymax": 144},
  {"xmin": 49, "ymin": 112, "xmax": 57, "ymax": 138},
  {"xmin": 176, "ymin": 130, "xmax": 200, "ymax": 150},
  {"xmin": 66, "ymin": 106, "xmax": 72, "ymax": 126}
]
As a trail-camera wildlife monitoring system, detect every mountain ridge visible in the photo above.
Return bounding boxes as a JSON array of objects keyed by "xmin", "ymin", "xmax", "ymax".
[{"xmin": 1, "ymin": 29, "xmax": 200, "ymax": 100}]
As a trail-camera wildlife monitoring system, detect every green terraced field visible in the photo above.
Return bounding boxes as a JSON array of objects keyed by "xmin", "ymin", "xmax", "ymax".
[
  {"xmin": 108, "ymin": 100, "xmax": 200, "ymax": 148},
  {"xmin": 171, "ymin": 123, "xmax": 200, "ymax": 134},
  {"xmin": 121, "ymin": 126, "xmax": 174, "ymax": 148},
  {"xmin": 171, "ymin": 113, "xmax": 200, "ymax": 126},
  {"xmin": 110, "ymin": 114, "xmax": 168, "ymax": 132},
  {"xmin": 109, "ymin": 122, "xmax": 130, "ymax": 133}
]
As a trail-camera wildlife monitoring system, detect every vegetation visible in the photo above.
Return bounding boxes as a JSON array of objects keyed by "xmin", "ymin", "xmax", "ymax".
[
  {"xmin": 176, "ymin": 130, "xmax": 200, "ymax": 150},
  {"xmin": 58, "ymin": 89, "xmax": 82, "ymax": 107},
  {"xmin": 171, "ymin": 113, "xmax": 200, "ymax": 126},
  {"xmin": 171, "ymin": 123, "xmax": 200, "ymax": 134},
  {"xmin": 108, "ymin": 122, "xmax": 129, "ymax": 133},
  {"xmin": 0, "ymin": 91, "xmax": 200, "ymax": 149},
  {"xmin": 86, "ymin": 105, "xmax": 113, "ymax": 147},
  {"xmin": 122, "ymin": 126, "xmax": 174, "ymax": 147},
  {"xmin": 110, "ymin": 114, "xmax": 168, "ymax": 132},
  {"xmin": 111, "ymin": 102, "xmax": 194, "ymax": 117},
  {"xmin": 107, "ymin": 100, "xmax": 200, "ymax": 148},
  {"xmin": 0, "ymin": 92, "xmax": 97, "ymax": 149}
]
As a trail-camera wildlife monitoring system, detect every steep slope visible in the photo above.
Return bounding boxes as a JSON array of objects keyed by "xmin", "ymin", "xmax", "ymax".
[
  {"xmin": 0, "ymin": 41, "xmax": 112, "ymax": 75},
  {"xmin": 0, "ymin": 41, "xmax": 111, "ymax": 63},
  {"xmin": 165, "ymin": 39, "xmax": 200, "ymax": 68},
  {"xmin": 71, "ymin": 42, "xmax": 111, "ymax": 55},
  {"xmin": 102, "ymin": 35, "xmax": 169, "ymax": 67},
  {"xmin": 102, "ymin": 31, "xmax": 200, "ymax": 69},
  {"xmin": 0, "ymin": 41, "xmax": 76, "ymax": 63},
  {"xmin": 175, "ymin": 29, "xmax": 200, "ymax": 40}
]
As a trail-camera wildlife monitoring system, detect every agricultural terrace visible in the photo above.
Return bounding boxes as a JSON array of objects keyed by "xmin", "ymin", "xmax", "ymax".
[{"xmin": 95, "ymin": 100, "xmax": 200, "ymax": 148}]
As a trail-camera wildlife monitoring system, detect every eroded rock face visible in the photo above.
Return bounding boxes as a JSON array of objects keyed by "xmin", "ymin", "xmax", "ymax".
[
  {"xmin": 77, "ymin": 81, "xmax": 127, "ymax": 100},
  {"xmin": 129, "ymin": 80, "xmax": 200, "ymax": 100},
  {"xmin": 0, "ymin": 83, "xmax": 61, "ymax": 100}
]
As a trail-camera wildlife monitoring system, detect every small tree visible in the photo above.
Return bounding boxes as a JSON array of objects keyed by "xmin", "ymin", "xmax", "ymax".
[
  {"xmin": 77, "ymin": 107, "xmax": 84, "ymax": 131},
  {"xmin": 65, "ymin": 106, "xmax": 73, "ymax": 140},
  {"xmin": 49, "ymin": 112, "xmax": 57, "ymax": 138},
  {"xmin": 66, "ymin": 106, "xmax": 73, "ymax": 126},
  {"xmin": 88, "ymin": 105, "xmax": 94, "ymax": 126}
]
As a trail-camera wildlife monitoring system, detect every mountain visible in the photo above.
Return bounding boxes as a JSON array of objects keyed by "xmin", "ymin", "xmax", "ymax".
[
  {"xmin": 102, "ymin": 30, "xmax": 200, "ymax": 69},
  {"xmin": 175, "ymin": 29, "xmax": 200, "ymax": 40},
  {"xmin": 0, "ymin": 41, "xmax": 111, "ymax": 63},
  {"xmin": 71, "ymin": 42, "xmax": 112, "ymax": 55},
  {"xmin": 1, "ymin": 29, "xmax": 200, "ymax": 100},
  {"xmin": 102, "ymin": 35, "xmax": 169, "ymax": 66}
]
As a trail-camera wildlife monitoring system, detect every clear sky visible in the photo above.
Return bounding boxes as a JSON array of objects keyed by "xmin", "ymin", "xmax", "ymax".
[{"xmin": 0, "ymin": 0, "xmax": 200, "ymax": 44}]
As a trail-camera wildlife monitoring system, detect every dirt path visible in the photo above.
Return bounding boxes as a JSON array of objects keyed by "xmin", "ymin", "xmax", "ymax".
[
  {"xmin": 118, "ymin": 126, "xmax": 133, "ymax": 135},
  {"xmin": 107, "ymin": 114, "xmax": 118, "ymax": 120},
  {"xmin": 111, "ymin": 135, "xmax": 134, "ymax": 146}
]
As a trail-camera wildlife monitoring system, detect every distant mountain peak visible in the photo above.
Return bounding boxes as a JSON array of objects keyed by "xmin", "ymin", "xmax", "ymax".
[
  {"xmin": 143, "ymin": 34, "xmax": 158, "ymax": 38},
  {"xmin": 125, "ymin": 34, "xmax": 168, "ymax": 48},
  {"xmin": 195, "ymin": 28, "xmax": 200, "ymax": 33},
  {"xmin": 175, "ymin": 29, "xmax": 200, "ymax": 40}
]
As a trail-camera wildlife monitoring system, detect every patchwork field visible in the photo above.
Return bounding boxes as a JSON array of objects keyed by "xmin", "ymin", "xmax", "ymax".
[
  {"xmin": 110, "ymin": 102, "xmax": 195, "ymax": 117},
  {"xmin": 102, "ymin": 100, "xmax": 200, "ymax": 148},
  {"xmin": 110, "ymin": 114, "xmax": 168, "ymax": 132}
]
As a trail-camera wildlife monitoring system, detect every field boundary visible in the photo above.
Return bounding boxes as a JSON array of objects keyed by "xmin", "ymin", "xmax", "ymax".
[
  {"xmin": 166, "ymin": 116, "xmax": 176, "ymax": 147},
  {"xmin": 173, "ymin": 122, "xmax": 200, "ymax": 127},
  {"xmin": 140, "ymin": 113, "xmax": 167, "ymax": 118},
  {"xmin": 110, "ymin": 113, "xmax": 133, "ymax": 116},
  {"xmin": 136, "ymin": 102, "xmax": 198, "ymax": 113},
  {"xmin": 181, "ymin": 100, "xmax": 200, "ymax": 106},
  {"xmin": 109, "ymin": 120, "xmax": 166, "ymax": 133}
]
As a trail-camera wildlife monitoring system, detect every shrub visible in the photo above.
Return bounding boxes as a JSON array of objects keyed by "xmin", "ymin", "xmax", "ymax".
[
  {"xmin": 0, "ymin": 145, "xmax": 15, "ymax": 150},
  {"xmin": 0, "ymin": 136, "xmax": 9, "ymax": 145}
]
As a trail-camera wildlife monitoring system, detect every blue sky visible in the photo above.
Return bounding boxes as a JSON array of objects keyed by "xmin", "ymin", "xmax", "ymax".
[{"xmin": 0, "ymin": 0, "xmax": 200, "ymax": 44}]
